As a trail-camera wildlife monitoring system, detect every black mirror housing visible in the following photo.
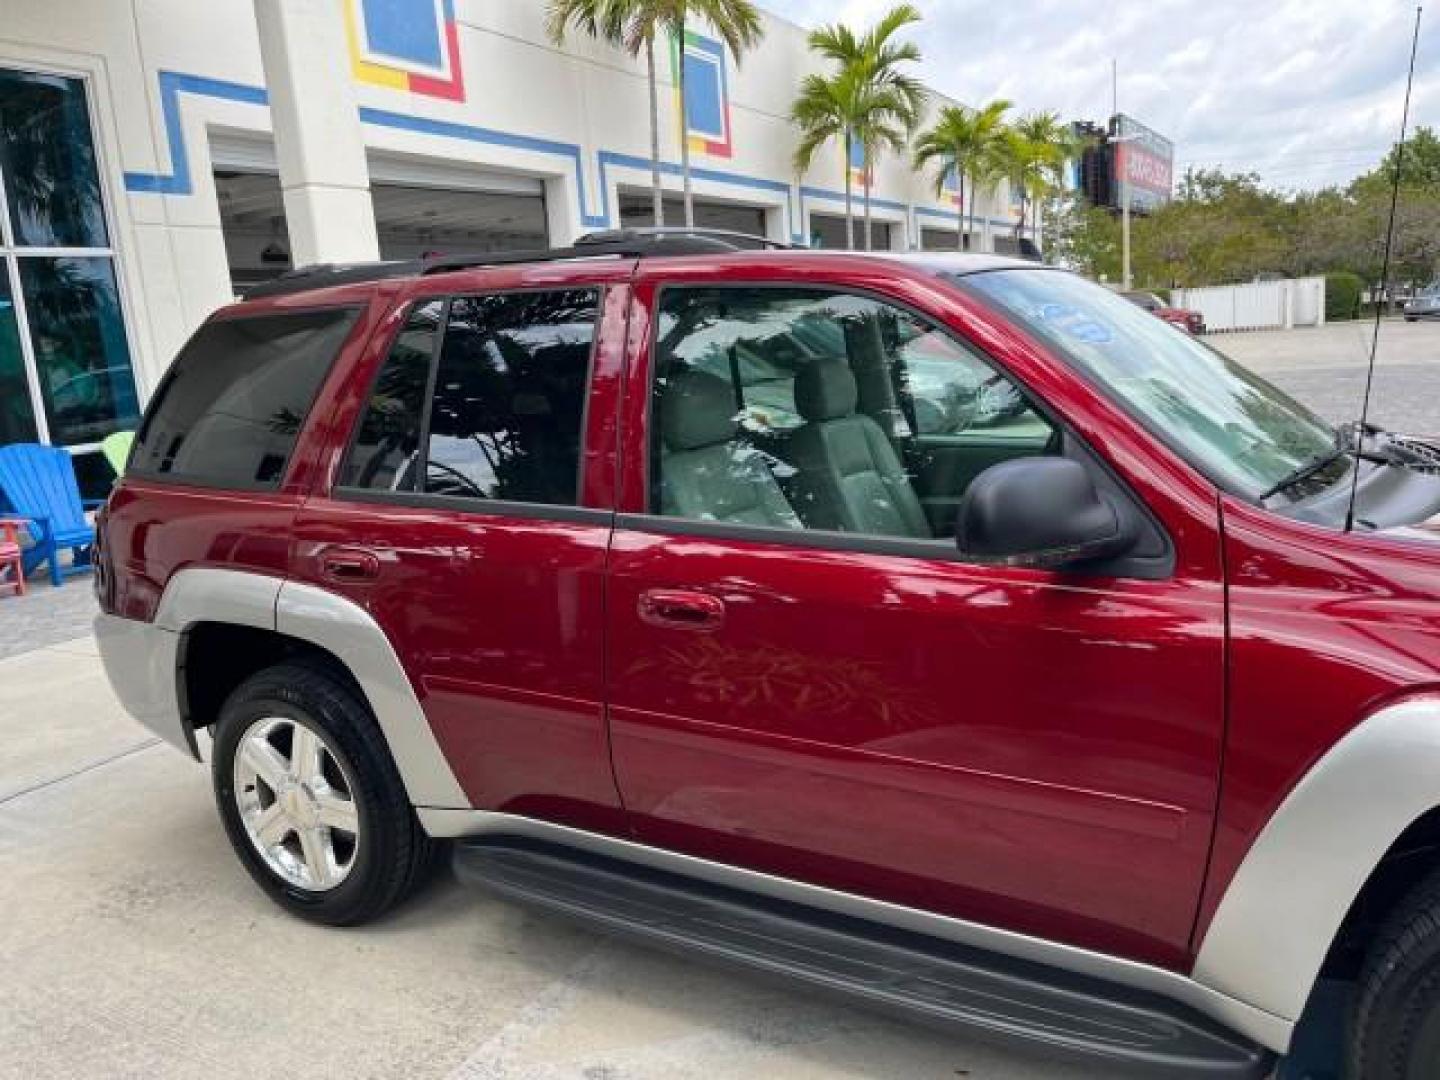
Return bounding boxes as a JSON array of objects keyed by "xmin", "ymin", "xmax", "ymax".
[{"xmin": 956, "ymin": 457, "xmax": 1134, "ymax": 569}]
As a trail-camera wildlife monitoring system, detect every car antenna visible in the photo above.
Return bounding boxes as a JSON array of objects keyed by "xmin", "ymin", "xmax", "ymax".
[{"xmin": 1346, "ymin": 5, "xmax": 1424, "ymax": 532}]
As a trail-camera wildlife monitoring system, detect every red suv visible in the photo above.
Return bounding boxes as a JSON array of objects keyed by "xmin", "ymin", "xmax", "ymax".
[{"xmin": 95, "ymin": 230, "xmax": 1440, "ymax": 1078}]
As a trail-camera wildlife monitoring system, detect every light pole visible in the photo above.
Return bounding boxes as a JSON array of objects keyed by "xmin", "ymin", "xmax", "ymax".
[{"xmin": 1112, "ymin": 133, "xmax": 1140, "ymax": 290}]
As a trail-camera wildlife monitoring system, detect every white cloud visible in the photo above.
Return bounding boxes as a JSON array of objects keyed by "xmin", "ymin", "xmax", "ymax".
[{"xmin": 758, "ymin": 0, "xmax": 1438, "ymax": 190}]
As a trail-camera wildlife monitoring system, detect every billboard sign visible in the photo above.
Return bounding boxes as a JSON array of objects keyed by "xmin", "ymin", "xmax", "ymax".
[{"xmin": 1112, "ymin": 114, "xmax": 1173, "ymax": 212}]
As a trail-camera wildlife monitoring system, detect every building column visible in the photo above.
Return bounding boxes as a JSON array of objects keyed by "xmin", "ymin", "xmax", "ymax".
[{"xmin": 253, "ymin": 0, "xmax": 379, "ymax": 266}]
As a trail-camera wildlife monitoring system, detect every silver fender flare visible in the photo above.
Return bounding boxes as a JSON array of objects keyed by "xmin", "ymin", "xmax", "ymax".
[
  {"xmin": 1193, "ymin": 695, "xmax": 1440, "ymax": 1022},
  {"xmin": 147, "ymin": 567, "xmax": 468, "ymax": 809}
]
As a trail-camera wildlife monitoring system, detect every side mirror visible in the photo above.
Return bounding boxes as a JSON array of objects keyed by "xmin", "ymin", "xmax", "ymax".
[{"xmin": 956, "ymin": 457, "xmax": 1134, "ymax": 569}]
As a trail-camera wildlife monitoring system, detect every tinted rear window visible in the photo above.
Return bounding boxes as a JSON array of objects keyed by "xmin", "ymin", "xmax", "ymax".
[{"xmin": 131, "ymin": 308, "xmax": 357, "ymax": 488}]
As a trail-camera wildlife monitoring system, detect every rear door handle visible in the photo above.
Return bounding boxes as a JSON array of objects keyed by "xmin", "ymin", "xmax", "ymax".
[
  {"xmin": 638, "ymin": 588, "xmax": 725, "ymax": 632},
  {"xmin": 320, "ymin": 547, "xmax": 381, "ymax": 582}
]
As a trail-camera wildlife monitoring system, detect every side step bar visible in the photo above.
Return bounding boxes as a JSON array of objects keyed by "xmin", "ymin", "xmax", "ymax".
[{"xmin": 454, "ymin": 837, "xmax": 1272, "ymax": 1078}]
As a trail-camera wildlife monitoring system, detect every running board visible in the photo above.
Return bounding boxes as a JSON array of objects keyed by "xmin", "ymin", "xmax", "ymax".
[{"xmin": 453, "ymin": 837, "xmax": 1272, "ymax": 1078}]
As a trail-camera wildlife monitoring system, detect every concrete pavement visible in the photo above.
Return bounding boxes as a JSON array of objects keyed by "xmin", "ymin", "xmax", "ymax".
[
  {"xmin": 0, "ymin": 636, "xmax": 1104, "ymax": 1080},
  {"xmin": 1213, "ymin": 318, "xmax": 1440, "ymax": 435}
]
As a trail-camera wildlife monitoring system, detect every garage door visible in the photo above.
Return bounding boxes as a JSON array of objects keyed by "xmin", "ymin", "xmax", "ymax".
[
  {"xmin": 211, "ymin": 138, "xmax": 550, "ymax": 290},
  {"xmin": 618, "ymin": 193, "xmax": 766, "ymax": 237},
  {"xmin": 809, "ymin": 213, "xmax": 892, "ymax": 250}
]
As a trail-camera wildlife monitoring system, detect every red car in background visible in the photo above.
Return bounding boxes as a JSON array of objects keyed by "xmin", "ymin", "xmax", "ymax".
[{"xmin": 1123, "ymin": 289, "xmax": 1206, "ymax": 334}]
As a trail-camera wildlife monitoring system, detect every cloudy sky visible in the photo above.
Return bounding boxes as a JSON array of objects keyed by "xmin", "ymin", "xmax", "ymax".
[{"xmin": 758, "ymin": 0, "xmax": 1438, "ymax": 191}]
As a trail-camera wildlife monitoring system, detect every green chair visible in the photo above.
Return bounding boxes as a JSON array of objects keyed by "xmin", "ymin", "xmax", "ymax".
[{"xmin": 100, "ymin": 431, "xmax": 135, "ymax": 478}]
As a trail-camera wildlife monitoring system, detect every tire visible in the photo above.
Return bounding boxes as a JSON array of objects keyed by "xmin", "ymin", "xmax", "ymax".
[
  {"xmin": 212, "ymin": 661, "xmax": 436, "ymax": 925},
  {"xmin": 1349, "ymin": 866, "xmax": 1440, "ymax": 1079}
]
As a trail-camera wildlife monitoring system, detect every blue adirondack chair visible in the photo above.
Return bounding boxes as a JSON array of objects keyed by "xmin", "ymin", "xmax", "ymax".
[{"xmin": 0, "ymin": 444, "xmax": 98, "ymax": 587}]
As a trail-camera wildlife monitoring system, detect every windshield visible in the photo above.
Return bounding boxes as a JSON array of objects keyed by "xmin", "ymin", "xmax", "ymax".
[{"xmin": 957, "ymin": 269, "xmax": 1337, "ymax": 500}]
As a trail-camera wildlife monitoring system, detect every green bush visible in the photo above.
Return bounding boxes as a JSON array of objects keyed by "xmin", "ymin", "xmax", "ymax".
[
  {"xmin": 1326, "ymin": 272, "xmax": 1363, "ymax": 321},
  {"xmin": 1152, "ymin": 287, "xmax": 1172, "ymax": 304}
]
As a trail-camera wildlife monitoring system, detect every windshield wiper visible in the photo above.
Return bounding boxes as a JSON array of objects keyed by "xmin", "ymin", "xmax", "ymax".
[{"xmin": 1259, "ymin": 438, "xmax": 1350, "ymax": 502}]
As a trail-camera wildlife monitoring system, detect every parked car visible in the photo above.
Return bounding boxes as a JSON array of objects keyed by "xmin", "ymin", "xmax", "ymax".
[
  {"xmin": 97, "ymin": 229, "xmax": 1440, "ymax": 1079},
  {"xmin": 1123, "ymin": 289, "xmax": 1206, "ymax": 334},
  {"xmin": 1404, "ymin": 283, "xmax": 1440, "ymax": 321}
]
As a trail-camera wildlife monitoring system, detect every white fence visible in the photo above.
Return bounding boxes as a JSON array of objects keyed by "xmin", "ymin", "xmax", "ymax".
[{"xmin": 1172, "ymin": 277, "xmax": 1327, "ymax": 332}]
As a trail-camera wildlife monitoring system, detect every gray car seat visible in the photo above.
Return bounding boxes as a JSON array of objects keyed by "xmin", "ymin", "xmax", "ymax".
[
  {"xmin": 659, "ymin": 367, "xmax": 802, "ymax": 528},
  {"xmin": 786, "ymin": 356, "xmax": 931, "ymax": 538}
]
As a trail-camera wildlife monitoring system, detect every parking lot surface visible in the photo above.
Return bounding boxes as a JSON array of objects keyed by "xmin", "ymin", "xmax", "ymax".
[
  {"xmin": 1215, "ymin": 317, "xmax": 1440, "ymax": 435},
  {"xmin": 5, "ymin": 320, "xmax": 1436, "ymax": 1079}
]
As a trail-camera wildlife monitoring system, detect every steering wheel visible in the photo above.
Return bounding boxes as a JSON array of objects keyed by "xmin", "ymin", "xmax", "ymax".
[{"xmin": 425, "ymin": 460, "xmax": 490, "ymax": 500}]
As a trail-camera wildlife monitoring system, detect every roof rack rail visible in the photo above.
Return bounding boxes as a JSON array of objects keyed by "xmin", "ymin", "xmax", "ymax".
[
  {"xmin": 575, "ymin": 226, "xmax": 793, "ymax": 251},
  {"xmin": 240, "ymin": 260, "xmax": 422, "ymax": 300},
  {"xmin": 240, "ymin": 226, "xmax": 787, "ymax": 299}
]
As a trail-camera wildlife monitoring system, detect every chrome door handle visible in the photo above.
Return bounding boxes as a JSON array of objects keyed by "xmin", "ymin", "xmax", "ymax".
[
  {"xmin": 320, "ymin": 547, "xmax": 380, "ymax": 582},
  {"xmin": 638, "ymin": 588, "xmax": 725, "ymax": 631}
]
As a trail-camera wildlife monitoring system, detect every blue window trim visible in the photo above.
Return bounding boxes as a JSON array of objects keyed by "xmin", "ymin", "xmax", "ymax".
[{"xmin": 120, "ymin": 69, "xmax": 1032, "ymax": 242}]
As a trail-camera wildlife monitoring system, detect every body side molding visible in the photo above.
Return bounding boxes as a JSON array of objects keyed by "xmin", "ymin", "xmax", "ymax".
[
  {"xmin": 96, "ymin": 567, "xmax": 284, "ymax": 760},
  {"xmin": 276, "ymin": 578, "xmax": 469, "ymax": 809},
  {"xmin": 101, "ymin": 566, "xmax": 470, "ymax": 809},
  {"xmin": 417, "ymin": 807, "xmax": 1292, "ymax": 1052},
  {"xmin": 1194, "ymin": 695, "xmax": 1440, "ymax": 1022},
  {"xmin": 153, "ymin": 566, "xmax": 281, "ymax": 634}
]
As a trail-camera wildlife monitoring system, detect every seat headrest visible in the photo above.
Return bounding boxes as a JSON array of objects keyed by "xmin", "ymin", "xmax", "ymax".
[
  {"xmin": 661, "ymin": 367, "xmax": 739, "ymax": 451},
  {"xmin": 794, "ymin": 357, "xmax": 858, "ymax": 422}
]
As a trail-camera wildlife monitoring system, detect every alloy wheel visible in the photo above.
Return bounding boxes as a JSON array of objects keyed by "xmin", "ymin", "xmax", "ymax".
[{"xmin": 232, "ymin": 716, "xmax": 360, "ymax": 891}]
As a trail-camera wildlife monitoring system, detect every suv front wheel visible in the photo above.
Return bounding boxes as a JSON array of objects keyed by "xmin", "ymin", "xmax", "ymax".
[
  {"xmin": 212, "ymin": 661, "xmax": 435, "ymax": 925},
  {"xmin": 1350, "ymin": 866, "xmax": 1440, "ymax": 1078}
]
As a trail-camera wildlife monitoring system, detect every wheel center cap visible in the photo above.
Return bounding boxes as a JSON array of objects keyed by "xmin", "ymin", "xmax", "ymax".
[{"xmin": 281, "ymin": 782, "xmax": 319, "ymax": 828}]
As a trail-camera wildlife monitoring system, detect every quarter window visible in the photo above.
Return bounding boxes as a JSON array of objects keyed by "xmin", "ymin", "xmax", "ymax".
[
  {"xmin": 651, "ymin": 286, "xmax": 1056, "ymax": 541},
  {"xmin": 131, "ymin": 308, "xmax": 357, "ymax": 487}
]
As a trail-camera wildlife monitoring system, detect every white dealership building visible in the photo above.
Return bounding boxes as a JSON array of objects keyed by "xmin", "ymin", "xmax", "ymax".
[{"xmin": 1, "ymin": 0, "xmax": 1029, "ymax": 492}]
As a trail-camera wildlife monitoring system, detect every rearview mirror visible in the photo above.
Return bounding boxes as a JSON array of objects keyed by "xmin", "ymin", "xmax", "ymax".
[{"xmin": 955, "ymin": 457, "xmax": 1134, "ymax": 569}]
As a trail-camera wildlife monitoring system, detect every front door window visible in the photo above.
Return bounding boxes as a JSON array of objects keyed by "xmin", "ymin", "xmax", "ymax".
[
  {"xmin": 0, "ymin": 68, "xmax": 139, "ymax": 456},
  {"xmin": 650, "ymin": 285, "xmax": 1055, "ymax": 545}
]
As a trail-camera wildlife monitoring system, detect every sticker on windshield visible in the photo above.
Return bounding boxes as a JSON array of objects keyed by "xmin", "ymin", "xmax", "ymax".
[{"xmin": 1039, "ymin": 302, "xmax": 1113, "ymax": 344}]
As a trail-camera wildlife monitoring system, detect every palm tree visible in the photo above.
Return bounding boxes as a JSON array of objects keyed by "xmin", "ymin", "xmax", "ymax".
[
  {"xmin": 913, "ymin": 99, "xmax": 1011, "ymax": 251},
  {"xmin": 792, "ymin": 66, "xmax": 862, "ymax": 249},
  {"xmin": 1003, "ymin": 112, "xmax": 1072, "ymax": 242},
  {"xmin": 548, "ymin": 0, "xmax": 763, "ymax": 230},
  {"xmin": 805, "ymin": 5, "xmax": 925, "ymax": 249}
]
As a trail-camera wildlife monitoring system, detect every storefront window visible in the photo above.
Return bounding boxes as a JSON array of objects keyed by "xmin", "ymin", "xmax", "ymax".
[
  {"xmin": 18, "ymin": 257, "xmax": 137, "ymax": 445},
  {"xmin": 0, "ymin": 69, "xmax": 108, "ymax": 249},
  {"xmin": 0, "ymin": 275, "xmax": 40, "ymax": 444},
  {"xmin": 0, "ymin": 67, "xmax": 138, "ymax": 461}
]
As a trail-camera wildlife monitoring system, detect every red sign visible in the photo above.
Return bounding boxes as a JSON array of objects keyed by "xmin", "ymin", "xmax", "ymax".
[{"xmin": 1116, "ymin": 144, "xmax": 1173, "ymax": 195}]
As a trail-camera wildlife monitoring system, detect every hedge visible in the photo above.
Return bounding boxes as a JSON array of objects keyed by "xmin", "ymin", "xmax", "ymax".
[{"xmin": 1326, "ymin": 272, "xmax": 1363, "ymax": 321}]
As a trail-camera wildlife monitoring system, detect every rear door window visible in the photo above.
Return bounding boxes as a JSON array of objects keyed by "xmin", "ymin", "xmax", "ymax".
[
  {"xmin": 336, "ymin": 300, "xmax": 443, "ymax": 492},
  {"xmin": 338, "ymin": 289, "xmax": 600, "ymax": 507},
  {"xmin": 131, "ymin": 308, "xmax": 357, "ymax": 488},
  {"xmin": 424, "ymin": 290, "xmax": 598, "ymax": 505}
]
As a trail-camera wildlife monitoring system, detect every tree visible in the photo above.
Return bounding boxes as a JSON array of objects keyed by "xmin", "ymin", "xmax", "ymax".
[
  {"xmin": 548, "ymin": 0, "xmax": 763, "ymax": 229},
  {"xmin": 994, "ymin": 128, "xmax": 1050, "ymax": 242},
  {"xmin": 791, "ymin": 66, "xmax": 886, "ymax": 249},
  {"xmin": 1352, "ymin": 126, "xmax": 1440, "ymax": 196},
  {"xmin": 802, "ymin": 5, "xmax": 925, "ymax": 249},
  {"xmin": 1003, "ymin": 112, "xmax": 1070, "ymax": 241},
  {"xmin": 913, "ymin": 99, "xmax": 1011, "ymax": 250}
]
